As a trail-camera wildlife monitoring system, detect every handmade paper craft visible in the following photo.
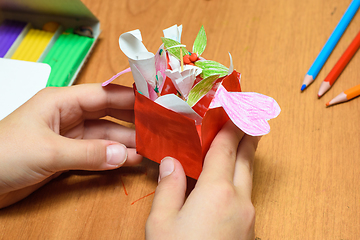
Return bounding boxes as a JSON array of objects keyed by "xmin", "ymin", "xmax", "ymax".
[{"xmin": 104, "ymin": 25, "xmax": 281, "ymax": 179}]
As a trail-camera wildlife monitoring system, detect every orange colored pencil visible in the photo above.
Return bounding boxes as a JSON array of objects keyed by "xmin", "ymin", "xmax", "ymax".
[
  {"xmin": 326, "ymin": 84, "xmax": 360, "ymax": 107},
  {"xmin": 318, "ymin": 30, "xmax": 360, "ymax": 97}
]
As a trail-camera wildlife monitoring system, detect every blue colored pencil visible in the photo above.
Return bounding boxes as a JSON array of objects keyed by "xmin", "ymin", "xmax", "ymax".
[{"xmin": 301, "ymin": 0, "xmax": 360, "ymax": 91}]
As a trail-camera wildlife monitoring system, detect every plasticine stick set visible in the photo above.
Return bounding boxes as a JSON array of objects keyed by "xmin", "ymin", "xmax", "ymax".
[{"xmin": 0, "ymin": 0, "xmax": 100, "ymax": 87}]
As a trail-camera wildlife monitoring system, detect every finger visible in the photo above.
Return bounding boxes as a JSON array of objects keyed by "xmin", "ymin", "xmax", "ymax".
[
  {"xmin": 233, "ymin": 135, "xmax": 260, "ymax": 198},
  {"xmin": 122, "ymin": 148, "xmax": 143, "ymax": 166},
  {"xmin": 65, "ymin": 83, "xmax": 136, "ymax": 110},
  {"xmin": 34, "ymin": 84, "xmax": 135, "ymax": 122},
  {"xmin": 44, "ymin": 133, "xmax": 140, "ymax": 172},
  {"xmin": 63, "ymin": 119, "xmax": 137, "ymax": 148},
  {"xmin": 30, "ymin": 84, "xmax": 136, "ymax": 131},
  {"xmin": 82, "ymin": 109, "xmax": 135, "ymax": 123},
  {"xmin": 198, "ymin": 121, "xmax": 244, "ymax": 183},
  {"xmin": 149, "ymin": 157, "xmax": 187, "ymax": 219},
  {"xmin": 83, "ymin": 120, "xmax": 136, "ymax": 147}
]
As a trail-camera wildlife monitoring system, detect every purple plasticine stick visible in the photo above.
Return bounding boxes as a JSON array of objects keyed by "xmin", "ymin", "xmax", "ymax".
[{"xmin": 0, "ymin": 20, "xmax": 27, "ymax": 57}]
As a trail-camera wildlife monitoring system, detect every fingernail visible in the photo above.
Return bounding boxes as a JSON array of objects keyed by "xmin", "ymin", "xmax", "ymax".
[
  {"xmin": 106, "ymin": 144, "xmax": 127, "ymax": 166},
  {"xmin": 159, "ymin": 157, "xmax": 175, "ymax": 180}
]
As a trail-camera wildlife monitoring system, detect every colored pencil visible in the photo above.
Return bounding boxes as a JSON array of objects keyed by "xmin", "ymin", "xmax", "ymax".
[
  {"xmin": 318, "ymin": 30, "xmax": 360, "ymax": 97},
  {"xmin": 326, "ymin": 84, "xmax": 360, "ymax": 107},
  {"xmin": 301, "ymin": 0, "xmax": 360, "ymax": 91}
]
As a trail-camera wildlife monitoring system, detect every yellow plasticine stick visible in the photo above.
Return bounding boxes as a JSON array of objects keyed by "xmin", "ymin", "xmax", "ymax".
[
  {"xmin": 21, "ymin": 29, "xmax": 41, "ymax": 61},
  {"xmin": 15, "ymin": 29, "xmax": 41, "ymax": 60},
  {"xmin": 26, "ymin": 30, "xmax": 52, "ymax": 62},
  {"xmin": 27, "ymin": 30, "xmax": 47, "ymax": 62},
  {"xmin": 31, "ymin": 31, "xmax": 53, "ymax": 62},
  {"xmin": 11, "ymin": 29, "xmax": 54, "ymax": 61},
  {"xmin": 11, "ymin": 29, "xmax": 36, "ymax": 60}
]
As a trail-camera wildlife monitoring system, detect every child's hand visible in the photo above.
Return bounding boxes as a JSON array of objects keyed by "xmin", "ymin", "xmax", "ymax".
[
  {"xmin": 146, "ymin": 121, "xmax": 259, "ymax": 240},
  {"xmin": 0, "ymin": 84, "xmax": 142, "ymax": 208}
]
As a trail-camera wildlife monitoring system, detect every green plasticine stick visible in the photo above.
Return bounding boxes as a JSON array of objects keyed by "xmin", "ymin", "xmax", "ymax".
[
  {"xmin": 63, "ymin": 35, "xmax": 93, "ymax": 86},
  {"xmin": 45, "ymin": 38, "xmax": 73, "ymax": 86},
  {"xmin": 44, "ymin": 32, "xmax": 94, "ymax": 87},
  {"xmin": 44, "ymin": 33, "xmax": 77, "ymax": 72},
  {"xmin": 45, "ymin": 33, "xmax": 77, "ymax": 77},
  {"xmin": 53, "ymin": 36, "xmax": 92, "ymax": 86},
  {"xmin": 43, "ymin": 34, "xmax": 73, "ymax": 81},
  {"xmin": 44, "ymin": 34, "xmax": 71, "ymax": 67}
]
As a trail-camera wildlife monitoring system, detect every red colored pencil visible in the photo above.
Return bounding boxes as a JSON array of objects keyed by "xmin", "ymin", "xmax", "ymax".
[{"xmin": 318, "ymin": 30, "xmax": 360, "ymax": 97}]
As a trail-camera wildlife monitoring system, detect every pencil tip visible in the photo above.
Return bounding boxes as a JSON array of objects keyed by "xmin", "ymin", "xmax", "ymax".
[
  {"xmin": 301, "ymin": 74, "xmax": 314, "ymax": 92},
  {"xmin": 301, "ymin": 84, "xmax": 306, "ymax": 91},
  {"xmin": 318, "ymin": 82, "xmax": 330, "ymax": 98},
  {"xmin": 326, "ymin": 102, "xmax": 330, "ymax": 107}
]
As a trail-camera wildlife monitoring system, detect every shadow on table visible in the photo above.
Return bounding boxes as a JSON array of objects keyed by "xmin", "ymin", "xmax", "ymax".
[{"xmin": 0, "ymin": 158, "xmax": 159, "ymax": 215}]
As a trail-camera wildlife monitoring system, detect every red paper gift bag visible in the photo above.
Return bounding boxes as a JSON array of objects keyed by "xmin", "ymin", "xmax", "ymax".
[{"xmin": 134, "ymin": 71, "xmax": 241, "ymax": 179}]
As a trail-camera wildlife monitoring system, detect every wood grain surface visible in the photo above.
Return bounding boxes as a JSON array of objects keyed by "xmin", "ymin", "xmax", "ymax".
[{"xmin": 1, "ymin": 0, "xmax": 360, "ymax": 239}]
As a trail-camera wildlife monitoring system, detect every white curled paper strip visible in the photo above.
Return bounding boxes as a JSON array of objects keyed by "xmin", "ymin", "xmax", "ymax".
[
  {"xmin": 228, "ymin": 52, "xmax": 234, "ymax": 75},
  {"xmin": 155, "ymin": 94, "xmax": 202, "ymax": 125},
  {"xmin": 119, "ymin": 30, "xmax": 156, "ymax": 97},
  {"xmin": 163, "ymin": 24, "xmax": 183, "ymax": 42}
]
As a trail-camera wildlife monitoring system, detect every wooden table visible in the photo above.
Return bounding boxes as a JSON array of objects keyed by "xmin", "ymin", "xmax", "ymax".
[{"xmin": 1, "ymin": 0, "xmax": 360, "ymax": 239}]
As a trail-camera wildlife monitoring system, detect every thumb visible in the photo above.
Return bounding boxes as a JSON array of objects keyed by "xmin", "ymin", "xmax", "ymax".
[
  {"xmin": 149, "ymin": 157, "xmax": 187, "ymax": 218},
  {"xmin": 47, "ymin": 136, "xmax": 128, "ymax": 172}
]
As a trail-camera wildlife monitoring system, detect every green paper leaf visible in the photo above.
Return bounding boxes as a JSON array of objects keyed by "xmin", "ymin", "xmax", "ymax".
[
  {"xmin": 161, "ymin": 37, "xmax": 189, "ymax": 60},
  {"xmin": 192, "ymin": 26, "xmax": 207, "ymax": 56},
  {"xmin": 187, "ymin": 75, "xmax": 219, "ymax": 107},
  {"xmin": 195, "ymin": 60, "xmax": 229, "ymax": 79}
]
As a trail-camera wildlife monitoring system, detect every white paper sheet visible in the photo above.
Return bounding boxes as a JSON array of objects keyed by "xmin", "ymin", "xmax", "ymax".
[{"xmin": 0, "ymin": 58, "xmax": 50, "ymax": 120}]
